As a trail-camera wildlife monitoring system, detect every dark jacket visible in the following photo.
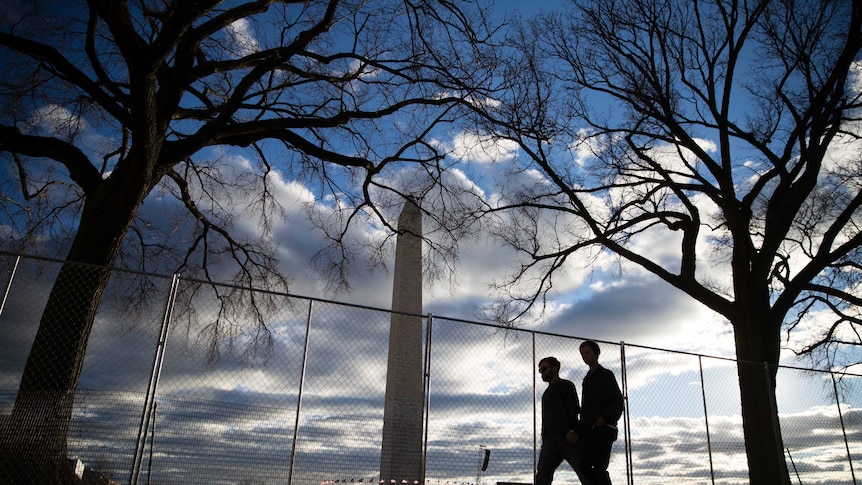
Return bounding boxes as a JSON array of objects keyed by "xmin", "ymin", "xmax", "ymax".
[
  {"xmin": 580, "ymin": 365, "xmax": 623, "ymax": 431},
  {"xmin": 541, "ymin": 378, "xmax": 580, "ymax": 437}
]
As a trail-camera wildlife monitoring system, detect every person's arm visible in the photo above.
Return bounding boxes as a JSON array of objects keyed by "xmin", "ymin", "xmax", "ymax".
[
  {"xmin": 598, "ymin": 369, "xmax": 623, "ymax": 426},
  {"xmin": 562, "ymin": 381, "xmax": 581, "ymax": 440}
]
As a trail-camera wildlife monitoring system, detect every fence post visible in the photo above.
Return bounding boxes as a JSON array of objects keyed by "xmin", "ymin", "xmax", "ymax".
[
  {"xmin": 831, "ymin": 372, "xmax": 858, "ymax": 485},
  {"xmin": 619, "ymin": 342, "xmax": 632, "ymax": 485},
  {"xmin": 532, "ymin": 332, "xmax": 537, "ymax": 477},
  {"xmin": 698, "ymin": 355, "xmax": 715, "ymax": 485},
  {"xmin": 0, "ymin": 255, "xmax": 20, "ymax": 318},
  {"xmin": 287, "ymin": 299, "xmax": 315, "ymax": 485},
  {"xmin": 421, "ymin": 313, "xmax": 435, "ymax": 481},
  {"xmin": 129, "ymin": 273, "xmax": 180, "ymax": 485}
]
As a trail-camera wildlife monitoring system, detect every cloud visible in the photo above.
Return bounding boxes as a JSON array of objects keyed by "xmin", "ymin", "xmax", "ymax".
[
  {"xmin": 451, "ymin": 131, "xmax": 519, "ymax": 165},
  {"xmin": 30, "ymin": 104, "xmax": 87, "ymax": 137},
  {"xmin": 225, "ymin": 18, "xmax": 260, "ymax": 57},
  {"xmin": 542, "ymin": 272, "xmax": 734, "ymax": 356}
]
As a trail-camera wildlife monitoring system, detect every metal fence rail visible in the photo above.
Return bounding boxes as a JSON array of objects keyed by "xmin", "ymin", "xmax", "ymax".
[{"xmin": 0, "ymin": 252, "xmax": 859, "ymax": 484}]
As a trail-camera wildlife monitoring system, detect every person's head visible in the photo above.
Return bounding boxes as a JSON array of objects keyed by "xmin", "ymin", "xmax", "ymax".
[
  {"xmin": 538, "ymin": 356, "xmax": 561, "ymax": 382},
  {"xmin": 579, "ymin": 340, "xmax": 601, "ymax": 367}
]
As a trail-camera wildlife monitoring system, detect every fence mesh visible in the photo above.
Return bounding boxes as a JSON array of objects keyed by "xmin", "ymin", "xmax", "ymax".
[{"xmin": 0, "ymin": 253, "xmax": 860, "ymax": 484}]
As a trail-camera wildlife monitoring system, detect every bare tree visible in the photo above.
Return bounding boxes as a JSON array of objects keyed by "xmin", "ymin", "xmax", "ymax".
[
  {"xmin": 0, "ymin": 0, "xmax": 493, "ymax": 481},
  {"xmin": 471, "ymin": 0, "xmax": 862, "ymax": 483}
]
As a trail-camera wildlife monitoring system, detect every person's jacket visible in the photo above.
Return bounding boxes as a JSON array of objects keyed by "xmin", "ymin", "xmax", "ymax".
[
  {"xmin": 580, "ymin": 365, "xmax": 623, "ymax": 431},
  {"xmin": 541, "ymin": 378, "xmax": 580, "ymax": 437}
]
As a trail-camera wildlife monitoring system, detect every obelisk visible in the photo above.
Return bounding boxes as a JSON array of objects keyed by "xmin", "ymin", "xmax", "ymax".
[{"xmin": 380, "ymin": 198, "xmax": 424, "ymax": 484}]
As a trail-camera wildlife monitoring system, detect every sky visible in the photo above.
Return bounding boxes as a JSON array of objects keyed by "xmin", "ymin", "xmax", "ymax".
[
  {"xmin": 0, "ymin": 0, "xmax": 749, "ymax": 358},
  {"xmin": 1, "ymin": 0, "xmax": 861, "ymax": 483}
]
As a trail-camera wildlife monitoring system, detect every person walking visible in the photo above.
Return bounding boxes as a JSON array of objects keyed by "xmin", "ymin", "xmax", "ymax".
[
  {"xmin": 578, "ymin": 341, "xmax": 624, "ymax": 485},
  {"xmin": 535, "ymin": 356, "xmax": 586, "ymax": 485}
]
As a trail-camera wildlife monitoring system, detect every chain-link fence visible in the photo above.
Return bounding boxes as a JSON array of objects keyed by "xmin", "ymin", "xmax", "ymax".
[{"xmin": 0, "ymin": 252, "xmax": 859, "ymax": 484}]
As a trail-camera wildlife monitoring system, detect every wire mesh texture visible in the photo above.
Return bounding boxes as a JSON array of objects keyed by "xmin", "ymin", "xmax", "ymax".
[{"xmin": 0, "ymin": 252, "xmax": 859, "ymax": 485}]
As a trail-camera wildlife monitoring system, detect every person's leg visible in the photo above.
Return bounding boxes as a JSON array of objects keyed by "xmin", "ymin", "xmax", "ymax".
[
  {"xmin": 589, "ymin": 427, "xmax": 616, "ymax": 485},
  {"xmin": 535, "ymin": 438, "xmax": 565, "ymax": 485},
  {"xmin": 563, "ymin": 441, "xmax": 591, "ymax": 485},
  {"xmin": 579, "ymin": 432, "xmax": 598, "ymax": 485}
]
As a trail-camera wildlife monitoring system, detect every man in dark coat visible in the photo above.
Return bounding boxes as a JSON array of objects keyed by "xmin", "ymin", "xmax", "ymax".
[
  {"xmin": 579, "ymin": 341, "xmax": 624, "ymax": 485},
  {"xmin": 535, "ymin": 356, "xmax": 585, "ymax": 484}
]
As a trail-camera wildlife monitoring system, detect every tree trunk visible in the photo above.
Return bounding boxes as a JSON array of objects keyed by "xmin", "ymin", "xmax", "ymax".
[
  {"xmin": 0, "ymin": 185, "xmax": 141, "ymax": 484},
  {"xmin": 733, "ymin": 319, "xmax": 791, "ymax": 485}
]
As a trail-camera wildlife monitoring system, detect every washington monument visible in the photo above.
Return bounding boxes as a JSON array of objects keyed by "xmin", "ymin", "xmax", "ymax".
[{"xmin": 380, "ymin": 198, "xmax": 424, "ymax": 483}]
